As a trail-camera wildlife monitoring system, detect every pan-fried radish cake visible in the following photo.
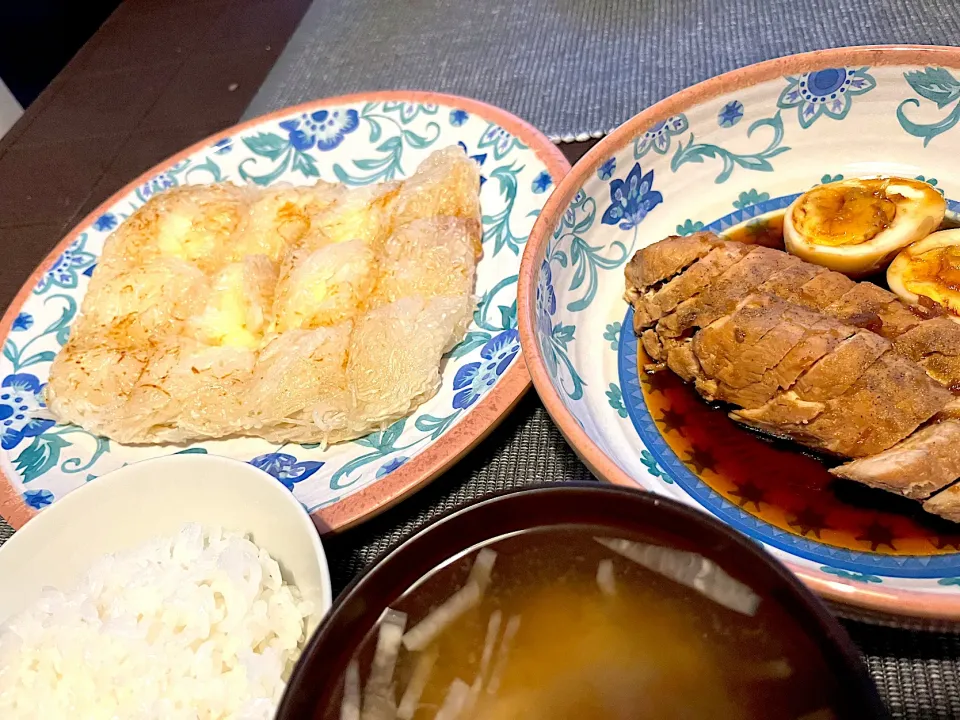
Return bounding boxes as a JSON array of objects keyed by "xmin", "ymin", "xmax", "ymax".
[{"xmin": 45, "ymin": 147, "xmax": 482, "ymax": 446}]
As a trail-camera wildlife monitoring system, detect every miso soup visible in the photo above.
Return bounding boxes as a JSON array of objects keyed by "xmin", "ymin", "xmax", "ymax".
[{"xmin": 332, "ymin": 527, "xmax": 868, "ymax": 720}]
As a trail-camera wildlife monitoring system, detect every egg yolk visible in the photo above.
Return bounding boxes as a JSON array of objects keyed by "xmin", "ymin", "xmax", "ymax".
[
  {"xmin": 901, "ymin": 245, "xmax": 960, "ymax": 315},
  {"xmin": 791, "ymin": 179, "xmax": 898, "ymax": 247}
]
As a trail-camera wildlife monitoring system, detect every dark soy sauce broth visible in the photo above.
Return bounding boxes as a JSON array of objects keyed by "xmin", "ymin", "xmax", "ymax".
[
  {"xmin": 332, "ymin": 528, "xmax": 855, "ymax": 720},
  {"xmin": 639, "ymin": 361, "xmax": 960, "ymax": 553}
]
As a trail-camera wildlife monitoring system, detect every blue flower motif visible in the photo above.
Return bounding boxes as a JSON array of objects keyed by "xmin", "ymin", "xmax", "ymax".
[
  {"xmin": 633, "ymin": 115, "xmax": 688, "ymax": 159},
  {"xmin": 140, "ymin": 173, "xmax": 176, "ymax": 200},
  {"xmin": 452, "ymin": 330, "xmax": 520, "ymax": 409},
  {"xmin": 376, "ymin": 456, "xmax": 408, "ymax": 479},
  {"xmin": 478, "ymin": 124, "xmax": 525, "ymax": 160},
  {"xmin": 450, "ymin": 109, "xmax": 469, "ymax": 126},
  {"xmin": 382, "ymin": 101, "xmax": 437, "ymax": 124},
  {"xmin": 11, "ymin": 313, "xmax": 33, "ymax": 332},
  {"xmin": 535, "ymin": 260, "xmax": 557, "ymax": 343},
  {"xmin": 601, "ymin": 163, "xmax": 663, "ymax": 231},
  {"xmin": 777, "ymin": 67, "xmax": 876, "ymax": 129},
  {"xmin": 93, "ymin": 213, "xmax": 118, "ymax": 232},
  {"xmin": 597, "ymin": 157, "xmax": 616, "ymax": 181},
  {"xmin": 0, "ymin": 374, "xmax": 55, "ymax": 450},
  {"xmin": 717, "ymin": 100, "xmax": 744, "ymax": 128},
  {"xmin": 23, "ymin": 488, "xmax": 53, "ymax": 509},
  {"xmin": 249, "ymin": 452, "xmax": 324, "ymax": 491},
  {"xmin": 213, "ymin": 137, "xmax": 233, "ymax": 154},
  {"xmin": 38, "ymin": 234, "xmax": 97, "ymax": 293},
  {"xmin": 457, "ymin": 142, "xmax": 488, "ymax": 187},
  {"xmin": 531, "ymin": 171, "xmax": 552, "ymax": 194},
  {"xmin": 279, "ymin": 109, "xmax": 360, "ymax": 152}
]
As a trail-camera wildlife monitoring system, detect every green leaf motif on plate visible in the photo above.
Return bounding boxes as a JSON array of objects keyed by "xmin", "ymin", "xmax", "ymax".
[
  {"xmin": 732, "ymin": 189, "xmax": 770, "ymax": 210},
  {"xmin": 414, "ymin": 411, "xmax": 460, "ymax": 441},
  {"xmin": 481, "ymin": 163, "xmax": 525, "ymax": 256},
  {"xmin": 239, "ymin": 131, "xmax": 321, "ymax": 186},
  {"xmin": 448, "ymin": 275, "xmax": 518, "ymax": 359},
  {"xmin": 15, "ymin": 433, "xmax": 71, "ymax": 484},
  {"xmin": 898, "ymin": 67, "xmax": 960, "ymax": 146},
  {"xmin": 243, "ymin": 132, "xmax": 288, "ymax": 160},
  {"xmin": 818, "ymin": 173, "xmax": 844, "ymax": 185},
  {"xmin": 640, "ymin": 449, "xmax": 671, "ymax": 483},
  {"xmin": 5, "ymin": 295, "xmax": 76, "ymax": 372},
  {"xmin": 676, "ymin": 219, "xmax": 704, "ymax": 236},
  {"xmin": 355, "ymin": 418, "xmax": 407, "ymax": 453},
  {"xmin": 606, "ymin": 383, "xmax": 627, "ymax": 418},
  {"xmin": 671, "ymin": 111, "xmax": 790, "ymax": 184},
  {"xmin": 541, "ymin": 320, "xmax": 585, "ymax": 401},
  {"xmin": 820, "ymin": 566, "xmax": 883, "ymax": 584},
  {"xmin": 603, "ymin": 322, "xmax": 621, "ymax": 351}
]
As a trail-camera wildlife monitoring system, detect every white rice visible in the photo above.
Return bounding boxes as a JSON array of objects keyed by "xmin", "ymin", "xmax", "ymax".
[{"xmin": 0, "ymin": 523, "xmax": 314, "ymax": 719}]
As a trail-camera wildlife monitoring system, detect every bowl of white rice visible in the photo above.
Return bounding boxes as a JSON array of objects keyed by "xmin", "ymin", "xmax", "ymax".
[{"xmin": 0, "ymin": 453, "xmax": 331, "ymax": 719}]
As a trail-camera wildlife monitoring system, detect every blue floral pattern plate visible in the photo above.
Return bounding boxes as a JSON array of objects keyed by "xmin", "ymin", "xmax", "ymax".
[
  {"xmin": 519, "ymin": 47, "xmax": 960, "ymax": 625},
  {"xmin": 0, "ymin": 92, "xmax": 568, "ymax": 533}
]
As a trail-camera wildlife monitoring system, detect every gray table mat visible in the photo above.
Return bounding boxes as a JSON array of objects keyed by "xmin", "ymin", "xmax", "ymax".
[
  {"xmin": 2, "ymin": 396, "xmax": 960, "ymax": 717},
  {"xmin": 244, "ymin": 0, "xmax": 960, "ymax": 140},
  {"xmin": 5, "ymin": 0, "xmax": 960, "ymax": 715}
]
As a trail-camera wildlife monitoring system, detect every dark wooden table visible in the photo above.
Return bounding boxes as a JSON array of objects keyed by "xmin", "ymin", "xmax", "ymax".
[
  {"xmin": 0, "ymin": 0, "xmax": 311, "ymax": 312},
  {"xmin": 2, "ymin": 3, "xmax": 960, "ymax": 718}
]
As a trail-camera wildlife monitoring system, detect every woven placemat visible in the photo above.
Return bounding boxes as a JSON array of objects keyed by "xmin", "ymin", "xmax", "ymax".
[
  {"xmin": 1, "ymin": 395, "xmax": 960, "ymax": 717},
  {"xmin": 244, "ymin": 0, "xmax": 960, "ymax": 140}
]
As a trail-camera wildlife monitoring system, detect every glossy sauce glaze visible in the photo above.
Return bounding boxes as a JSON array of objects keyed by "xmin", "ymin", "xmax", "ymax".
[{"xmin": 642, "ymin": 208, "xmax": 960, "ymax": 553}]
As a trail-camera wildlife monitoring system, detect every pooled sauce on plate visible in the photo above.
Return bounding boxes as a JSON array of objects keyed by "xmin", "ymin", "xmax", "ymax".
[
  {"xmin": 332, "ymin": 529, "xmax": 853, "ymax": 720},
  {"xmin": 638, "ymin": 353, "xmax": 960, "ymax": 555}
]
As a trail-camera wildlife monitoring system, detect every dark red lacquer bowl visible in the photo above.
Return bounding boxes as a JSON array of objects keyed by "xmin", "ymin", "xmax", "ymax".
[{"xmin": 278, "ymin": 484, "xmax": 887, "ymax": 719}]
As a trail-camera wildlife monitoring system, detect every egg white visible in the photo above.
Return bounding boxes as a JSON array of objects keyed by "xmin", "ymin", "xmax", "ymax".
[{"xmin": 783, "ymin": 177, "xmax": 945, "ymax": 277}]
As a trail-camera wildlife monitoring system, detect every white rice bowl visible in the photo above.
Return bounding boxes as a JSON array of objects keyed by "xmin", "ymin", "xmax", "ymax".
[{"xmin": 0, "ymin": 523, "xmax": 314, "ymax": 719}]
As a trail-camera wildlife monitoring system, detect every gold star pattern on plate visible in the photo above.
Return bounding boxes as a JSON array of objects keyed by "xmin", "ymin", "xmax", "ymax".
[
  {"xmin": 729, "ymin": 481, "xmax": 767, "ymax": 510},
  {"xmin": 683, "ymin": 445, "xmax": 717, "ymax": 475},
  {"xmin": 856, "ymin": 521, "xmax": 897, "ymax": 552},
  {"xmin": 929, "ymin": 535, "xmax": 960, "ymax": 552},
  {"xmin": 788, "ymin": 507, "xmax": 829, "ymax": 538},
  {"xmin": 655, "ymin": 407, "xmax": 686, "ymax": 436},
  {"xmin": 641, "ymin": 370, "xmax": 673, "ymax": 397}
]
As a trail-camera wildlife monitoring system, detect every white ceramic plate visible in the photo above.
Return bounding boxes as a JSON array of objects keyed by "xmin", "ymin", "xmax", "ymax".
[
  {"xmin": 520, "ymin": 46, "xmax": 960, "ymax": 626},
  {"xmin": 0, "ymin": 91, "xmax": 568, "ymax": 533}
]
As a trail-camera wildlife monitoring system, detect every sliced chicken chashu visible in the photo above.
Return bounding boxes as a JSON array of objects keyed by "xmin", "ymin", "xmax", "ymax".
[
  {"xmin": 657, "ymin": 246, "xmax": 796, "ymax": 338},
  {"xmin": 624, "ymin": 232, "xmax": 721, "ymax": 297},
  {"xmin": 627, "ymin": 234, "xmax": 960, "ymax": 389},
  {"xmin": 632, "ymin": 242, "xmax": 751, "ymax": 330},
  {"xmin": 691, "ymin": 295, "xmax": 819, "ymax": 408},
  {"xmin": 625, "ymin": 232, "xmax": 960, "ymax": 522},
  {"xmin": 832, "ymin": 420, "xmax": 960, "ymax": 500},
  {"xmin": 924, "ymin": 483, "xmax": 960, "ymax": 523},
  {"xmin": 733, "ymin": 352, "xmax": 950, "ymax": 457},
  {"xmin": 895, "ymin": 316, "xmax": 960, "ymax": 389},
  {"xmin": 789, "ymin": 271, "xmax": 856, "ymax": 312},
  {"xmin": 731, "ymin": 329, "xmax": 888, "ymax": 427}
]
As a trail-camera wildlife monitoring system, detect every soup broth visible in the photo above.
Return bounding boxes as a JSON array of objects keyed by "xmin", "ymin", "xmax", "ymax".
[{"xmin": 331, "ymin": 527, "xmax": 858, "ymax": 720}]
